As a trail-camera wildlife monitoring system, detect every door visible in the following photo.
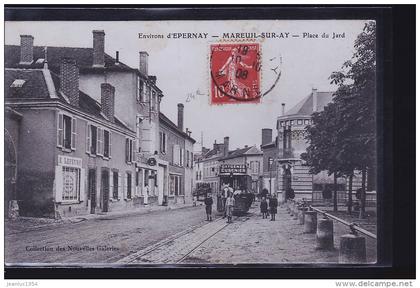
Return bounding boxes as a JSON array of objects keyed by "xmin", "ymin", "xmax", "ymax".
[
  {"xmin": 157, "ymin": 165, "xmax": 164, "ymax": 205},
  {"xmin": 283, "ymin": 167, "xmax": 292, "ymax": 194},
  {"xmin": 101, "ymin": 170, "xmax": 109, "ymax": 212},
  {"xmin": 88, "ymin": 169, "xmax": 96, "ymax": 214}
]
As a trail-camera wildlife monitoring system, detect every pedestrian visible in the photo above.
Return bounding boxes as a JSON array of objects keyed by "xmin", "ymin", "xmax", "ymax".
[
  {"xmin": 268, "ymin": 194, "xmax": 278, "ymax": 221},
  {"xmin": 260, "ymin": 196, "xmax": 268, "ymax": 219},
  {"xmin": 225, "ymin": 192, "xmax": 235, "ymax": 223},
  {"xmin": 193, "ymin": 194, "xmax": 197, "ymax": 207},
  {"xmin": 222, "ymin": 184, "xmax": 229, "ymax": 218},
  {"xmin": 204, "ymin": 194, "xmax": 213, "ymax": 221}
]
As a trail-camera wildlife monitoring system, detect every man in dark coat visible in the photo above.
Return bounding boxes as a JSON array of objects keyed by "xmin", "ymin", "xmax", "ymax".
[
  {"xmin": 268, "ymin": 194, "xmax": 278, "ymax": 221},
  {"xmin": 204, "ymin": 194, "xmax": 213, "ymax": 221},
  {"xmin": 260, "ymin": 197, "xmax": 268, "ymax": 219}
]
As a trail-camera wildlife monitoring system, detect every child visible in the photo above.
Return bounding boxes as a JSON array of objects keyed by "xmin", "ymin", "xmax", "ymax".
[
  {"xmin": 204, "ymin": 194, "xmax": 213, "ymax": 221},
  {"xmin": 260, "ymin": 197, "xmax": 268, "ymax": 219},
  {"xmin": 269, "ymin": 194, "xmax": 278, "ymax": 221},
  {"xmin": 225, "ymin": 193, "xmax": 235, "ymax": 223}
]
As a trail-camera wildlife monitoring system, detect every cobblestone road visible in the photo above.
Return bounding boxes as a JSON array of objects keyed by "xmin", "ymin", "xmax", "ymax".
[
  {"xmin": 5, "ymin": 206, "xmax": 207, "ymax": 265},
  {"xmin": 6, "ymin": 202, "xmax": 377, "ymax": 265}
]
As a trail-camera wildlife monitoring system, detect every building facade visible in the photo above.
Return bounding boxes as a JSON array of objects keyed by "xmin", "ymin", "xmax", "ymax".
[
  {"xmin": 158, "ymin": 105, "xmax": 196, "ymax": 205},
  {"xmin": 5, "ymin": 31, "xmax": 196, "ymax": 217},
  {"xmin": 274, "ymin": 88, "xmax": 362, "ymax": 202},
  {"xmin": 5, "ymin": 50, "xmax": 136, "ymax": 218}
]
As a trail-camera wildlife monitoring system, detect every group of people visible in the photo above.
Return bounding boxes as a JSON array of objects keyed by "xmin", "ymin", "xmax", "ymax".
[
  {"xmin": 204, "ymin": 188, "xmax": 236, "ymax": 223},
  {"xmin": 259, "ymin": 188, "xmax": 279, "ymax": 221}
]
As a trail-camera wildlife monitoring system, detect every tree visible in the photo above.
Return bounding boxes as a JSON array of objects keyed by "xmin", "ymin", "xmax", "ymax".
[
  {"xmin": 329, "ymin": 21, "xmax": 376, "ymax": 218},
  {"xmin": 304, "ymin": 21, "xmax": 376, "ymax": 217}
]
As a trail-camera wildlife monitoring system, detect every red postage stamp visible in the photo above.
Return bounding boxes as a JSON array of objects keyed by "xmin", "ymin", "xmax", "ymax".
[{"xmin": 210, "ymin": 43, "xmax": 261, "ymax": 104}]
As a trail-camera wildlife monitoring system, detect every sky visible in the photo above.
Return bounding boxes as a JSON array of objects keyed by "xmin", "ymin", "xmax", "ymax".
[{"xmin": 5, "ymin": 20, "xmax": 368, "ymax": 151}]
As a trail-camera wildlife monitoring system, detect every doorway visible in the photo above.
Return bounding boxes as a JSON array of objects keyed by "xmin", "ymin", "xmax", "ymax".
[
  {"xmin": 283, "ymin": 167, "xmax": 292, "ymax": 194},
  {"xmin": 88, "ymin": 169, "xmax": 96, "ymax": 214},
  {"xmin": 101, "ymin": 169, "xmax": 109, "ymax": 212}
]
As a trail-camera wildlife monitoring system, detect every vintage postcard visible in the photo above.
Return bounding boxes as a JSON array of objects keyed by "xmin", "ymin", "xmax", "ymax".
[{"xmin": 4, "ymin": 15, "xmax": 378, "ymax": 266}]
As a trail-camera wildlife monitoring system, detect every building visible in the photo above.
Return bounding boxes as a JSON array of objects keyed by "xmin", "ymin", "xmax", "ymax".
[
  {"xmin": 5, "ymin": 49, "xmax": 137, "ymax": 218},
  {"xmin": 274, "ymin": 88, "xmax": 362, "ymax": 202},
  {"xmin": 260, "ymin": 128, "xmax": 278, "ymax": 195},
  {"xmin": 218, "ymin": 145, "xmax": 263, "ymax": 195},
  {"xmin": 5, "ymin": 31, "xmax": 197, "ymax": 217},
  {"xmin": 158, "ymin": 104, "xmax": 196, "ymax": 205},
  {"xmin": 199, "ymin": 137, "xmax": 229, "ymax": 195}
]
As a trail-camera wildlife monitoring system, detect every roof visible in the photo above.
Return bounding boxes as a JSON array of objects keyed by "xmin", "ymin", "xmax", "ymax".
[
  {"xmin": 159, "ymin": 112, "xmax": 196, "ymax": 143},
  {"xmin": 5, "ymin": 45, "xmax": 134, "ymax": 74},
  {"xmin": 286, "ymin": 91, "xmax": 334, "ymax": 116},
  {"xmin": 220, "ymin": 146, "xmax": 262, "ymax": 160},
  {"xmin": 5, "ymin": 68, "xmax": 132, "ymax": 132},
  {"xmin": 5, "ymin": 44, "xmax": 162, "ymax": 93}
]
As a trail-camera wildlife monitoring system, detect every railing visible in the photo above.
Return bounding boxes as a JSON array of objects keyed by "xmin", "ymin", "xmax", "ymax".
[
  {"xmin": 311, "ymin": 190, "xmax": 377, "ymax": 207},
  {"xmin": 289, "ymin": 198, "xmax": 377, "ymax": 240}
]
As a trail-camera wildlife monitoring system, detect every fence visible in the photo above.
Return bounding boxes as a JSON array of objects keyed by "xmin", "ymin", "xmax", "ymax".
[{"xmin": 311, "ymin": 190, "xmax": 377, "ymax": 207}]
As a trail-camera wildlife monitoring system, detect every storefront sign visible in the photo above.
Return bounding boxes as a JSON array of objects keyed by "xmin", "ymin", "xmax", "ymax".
[
  {"xmin": 219, "ymin": 164, "xmax": 246, "ymax": 175},
  {"xmin": 58, "ymin": 155, "xmax": 82, "ymax": 168}
]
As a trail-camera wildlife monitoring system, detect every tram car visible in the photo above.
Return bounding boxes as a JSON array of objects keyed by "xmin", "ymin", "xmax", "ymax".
[
  {"xmin": 232, "ymin": 191, "xmax": 254, "ymax": 216},
  {"xmin": 193, "ymin": 183, "xmax": 212, "ymax": 202}
]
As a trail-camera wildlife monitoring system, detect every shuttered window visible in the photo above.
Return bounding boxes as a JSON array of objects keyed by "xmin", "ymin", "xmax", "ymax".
[{"xmin": 57, "ymin": 112, "xmax": 77, "ymax": 151}]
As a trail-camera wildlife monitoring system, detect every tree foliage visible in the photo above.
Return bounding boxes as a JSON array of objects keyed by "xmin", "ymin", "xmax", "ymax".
[{"xmin": 303, "ymin": 21, "xmax": 376, "ymax": 216}]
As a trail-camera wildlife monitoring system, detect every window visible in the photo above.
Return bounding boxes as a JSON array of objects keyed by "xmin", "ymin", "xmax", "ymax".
[
  {"xmin": 297, "ymin": 119, "xmax": 303, "ymax": 125},
  {"xmin": 179, "ymin": 148, "xmax": 184, "ymax": 167},
  {"xmin": 290, "ymin": 120, "xmax": 294, "ymax": 126},
  {"xmin": 10, "ymin": 79, "xmax": 26, "ymax": 88},
  {"xmin": 103, "ymin": 130, "xmax": 111, "ymax": 158},
  {"xmin": 159, "ymin": 131, "xmax": 167, "ymax": 153},
  {"xmin": 62, "ymin": 166, "xmax": 80, "ymax": 201},
  {"xmin": 125, "ymin": 138, "xmax": 134, "ymax": 163},
  {"xmin": 112, "ymin": 171, "xmax": 118, "ymax": 200},
  {"xmin": 304, "ymin": 119, "xmax": 310, "ymax": 125},
  {"xmin": 57, "ymin": 113, "xmax": 76, "ymax": 150},
  {"xmin": 126, "ymin": 172, "xmax": 132, "ymax": 199},
  {"xmin": 169, "ymin": 174, "xmax": 182, "ymax": 196}
]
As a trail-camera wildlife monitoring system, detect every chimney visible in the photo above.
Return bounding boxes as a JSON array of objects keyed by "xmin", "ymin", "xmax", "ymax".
[
  {"xmin": 312, "ymin": 88, "xmax": 318, "ymax": 112},
  {"xmin": 281, "ymin": 103, "xmax": 285, "ymax": 116},
  {"xmin": 92, "ymin": 30, "xmax": 105, "ymax": 67},
  {"xmin": 139, "ymin": 51, "xmax": 149, "ymax": 76},
  {"xmin": 20, "ymin": 35, "xmax": 34, "ymax": 64},
  {"xmin": 177, "ymin": 103, "xmax": 184, "ymax": 131},
  {"xmin": 261, "ymin": 128, "xmax": 273, "ymax": 146},
  {"xmin": 115, "ymin": 51, "xmax": 119, "ymax": 64},
  {"xmin": 60, "ymin": 58, "xmax": 79, "ymax": 107},
  {"xmin": 223, "ymin": 137, "xmax": 230, "ymax": 157},
  {"xmin": 101, "ymin": 83, "xmax": 115, "ymax": 123}
]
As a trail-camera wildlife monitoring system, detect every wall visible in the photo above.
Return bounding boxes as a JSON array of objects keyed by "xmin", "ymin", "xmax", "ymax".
[{"xmin": 14, "ymin": 108, "xmax": 56, "ymax": 217}]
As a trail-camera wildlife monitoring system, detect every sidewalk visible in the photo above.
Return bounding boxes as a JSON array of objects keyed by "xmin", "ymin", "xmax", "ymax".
[
  {"xmin": 6, "ymin": 202, "xmax": 196, "ymax": 235},
  {"xmin": 181, "ymin": 202, "xmax": 377, "ymax": 264}
]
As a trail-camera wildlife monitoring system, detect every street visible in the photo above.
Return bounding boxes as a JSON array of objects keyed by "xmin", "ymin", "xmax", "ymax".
[{"xmin": 5, "ymin": 203, "xmax": 377, "ymax": 265}]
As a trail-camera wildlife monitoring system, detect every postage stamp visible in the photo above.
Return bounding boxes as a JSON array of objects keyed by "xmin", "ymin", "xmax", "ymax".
[{"xmin": 210, "ymin": 43, "xmax": 261, "ymax": 104}]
